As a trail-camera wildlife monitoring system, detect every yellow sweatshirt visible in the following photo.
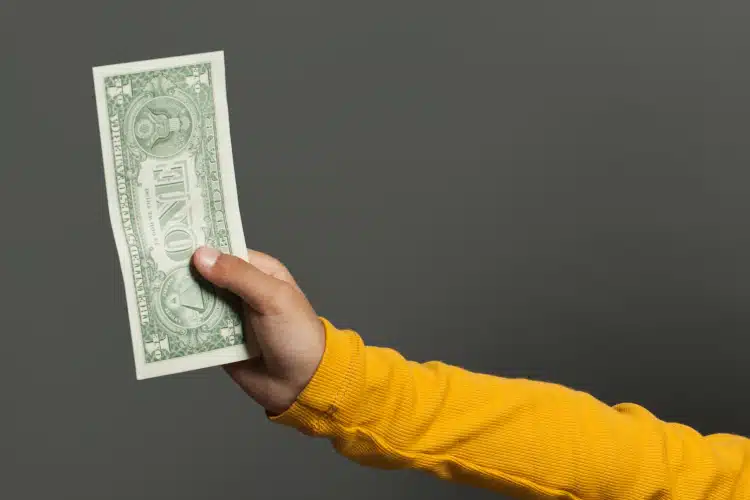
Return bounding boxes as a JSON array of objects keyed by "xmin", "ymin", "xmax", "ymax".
[{"xmin": 272, "ymin": 319, "xmax": 750, "ymax": 499}]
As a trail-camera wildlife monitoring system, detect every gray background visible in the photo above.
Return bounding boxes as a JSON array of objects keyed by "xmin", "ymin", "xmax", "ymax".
[{"xmin": 3, "ymin": 1, "xmax": 750, "ymax": 499}]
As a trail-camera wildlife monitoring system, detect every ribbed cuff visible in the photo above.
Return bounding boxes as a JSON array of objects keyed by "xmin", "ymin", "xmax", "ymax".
[{"xmin": 269, "ymin": 317, "xmax": 361, "ymax": 435}]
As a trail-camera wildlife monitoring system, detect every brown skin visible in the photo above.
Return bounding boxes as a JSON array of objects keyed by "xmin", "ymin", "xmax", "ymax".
[{"xmin": 192, "ymin": 247, "xmax": 326, "ymax": 415}]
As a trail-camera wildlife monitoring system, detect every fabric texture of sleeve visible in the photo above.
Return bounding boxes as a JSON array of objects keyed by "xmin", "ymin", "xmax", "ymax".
[{"xmin": 271, "ymin": 318, "xmax": 750, "ymax": 500}]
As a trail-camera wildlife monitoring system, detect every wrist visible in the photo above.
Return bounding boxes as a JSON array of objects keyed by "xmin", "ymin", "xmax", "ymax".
[{"xmin": 269, "ymin": 318, "xmax": 362, "ymax": 430}]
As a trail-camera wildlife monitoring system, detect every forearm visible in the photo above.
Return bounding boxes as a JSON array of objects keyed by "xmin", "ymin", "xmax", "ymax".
[{"xmin": 272, "ymin": 319, "xmax": 750, "ymax": 499}]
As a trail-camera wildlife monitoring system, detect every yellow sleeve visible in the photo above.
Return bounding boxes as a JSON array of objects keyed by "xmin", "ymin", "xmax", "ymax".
[{"xmin": 271, "ymin": 318, "xmax": 750, "ymax": 499}]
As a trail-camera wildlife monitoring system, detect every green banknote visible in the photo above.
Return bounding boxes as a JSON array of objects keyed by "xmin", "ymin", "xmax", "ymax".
[{"xmin": 93, "ymin": 52, "xmax": 255, "ymax": 379}]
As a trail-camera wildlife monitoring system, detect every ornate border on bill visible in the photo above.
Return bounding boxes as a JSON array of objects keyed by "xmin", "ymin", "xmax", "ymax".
[{"xmin": 93, "ymin": 51, "xmax": 256, "ymax": 379}]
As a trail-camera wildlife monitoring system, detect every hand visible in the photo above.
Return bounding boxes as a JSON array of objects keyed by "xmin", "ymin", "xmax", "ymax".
[{"xmin": 192, "ymin": 247, "xmax": 326, "ymax": 415}]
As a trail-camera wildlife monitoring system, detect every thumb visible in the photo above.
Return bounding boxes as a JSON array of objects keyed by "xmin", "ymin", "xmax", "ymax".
[{"xmin": 193, "ymin": 246, "xmax": 288, "ymax": 315}]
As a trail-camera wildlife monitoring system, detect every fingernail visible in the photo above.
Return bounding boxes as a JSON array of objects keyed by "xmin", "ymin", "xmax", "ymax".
[{"xmin": 196, "ymin": 246, "xmax": 221, "ymax": 269}]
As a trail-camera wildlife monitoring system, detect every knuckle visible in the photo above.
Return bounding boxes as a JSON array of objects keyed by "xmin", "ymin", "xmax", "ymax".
[
  {"xmin": 270, "ymin": 258, "xmax": 292, "ymax": 279},
  {"xmin": 269, "ymin": 255, "xmax": 286, "ymax": 269},
  {"xmin": 278, "ymin": 262, "xmax": 291, "ymax": 276},
  {"xmin": 270, "ymin": 260, "xmax": 295, "ymax": 284}
]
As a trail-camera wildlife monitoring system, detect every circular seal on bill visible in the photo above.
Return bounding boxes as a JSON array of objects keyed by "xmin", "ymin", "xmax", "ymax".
[
  {"xmin": 133, "ymin": 95, "xmax": 194, "ymax": 158},
  {"xmin": 156, "ymin": 266, "xmax": 222, "ymax": 331}
]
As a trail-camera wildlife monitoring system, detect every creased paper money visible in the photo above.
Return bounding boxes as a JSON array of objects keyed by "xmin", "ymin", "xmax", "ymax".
[{"xmin": 94, "ymin": 51, "xmax": 254, "ymax": 379}]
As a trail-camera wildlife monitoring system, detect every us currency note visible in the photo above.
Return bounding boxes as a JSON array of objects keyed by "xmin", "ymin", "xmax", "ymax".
[{"xmin": 93, "ymin": 51, "xmax": 255, "ymax": 379}]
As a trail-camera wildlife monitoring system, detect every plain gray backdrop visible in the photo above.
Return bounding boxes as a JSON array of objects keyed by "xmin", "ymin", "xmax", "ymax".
[{"xmin": 4, "ymin": 1, "xmax": 750, "ymax": 499}]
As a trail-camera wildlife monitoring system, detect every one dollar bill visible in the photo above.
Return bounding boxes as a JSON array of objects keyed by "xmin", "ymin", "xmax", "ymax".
[{"xmin": 93, "ymin": 51, "xmax": 255, "ymax": 379}]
